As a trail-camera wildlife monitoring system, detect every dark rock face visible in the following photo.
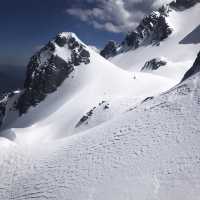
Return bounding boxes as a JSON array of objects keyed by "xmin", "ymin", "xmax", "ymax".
[
  {"xmin": 123, "ymin": 7, "xmax": 172, "ymax": 49},
  {"xmin": 123, "ymin": 32, "xmax": 140, "ymax": 49},
  {"xmin": 100, "ymin": 41, "xmax": 118, "ymax": 59},
  {"xmin": 17, "ymin": 33, "xmax": 90, "ymax": 115},
  {"xmin": 170, "ymin": 0, "xmax": 200, "ymax": 10},
  {"xmin": 180, "ymin": 25, "xmax": 200, "ymax": 44},
  {"xmin": 75, "ymin": 100, "xmax": 109, "ymax": 128},
  {"xmin": 141, "ymin": 58, "xmax": 167, "ymax": 71},
  {"xmin": 182, "ymin": 51, "xmax": 200, "ymax": 81}
]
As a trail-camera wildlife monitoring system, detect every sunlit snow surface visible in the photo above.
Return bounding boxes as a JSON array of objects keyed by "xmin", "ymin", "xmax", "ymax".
[
  {"xmin": 9, "ymin": 47, "xmax": 175, "ymax": 142},
  {"xmin": 0, "ymin": 3, "xmax": 200, "ymax": 200},
  {"xmin": 110, "ymin": 4, "xmax": 200, "ymax": 82},
  {"xmin": 1, "ymin": 70, "xmax": 200, "ymax": 200}
]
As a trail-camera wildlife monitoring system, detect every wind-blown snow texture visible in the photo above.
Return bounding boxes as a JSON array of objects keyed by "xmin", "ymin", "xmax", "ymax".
[
  {"xmin": 0, "ymin": 1, "xmax": 200, "ymax": 200},
  {"xmin": 0, "ymin": 52, "xmax": 200, "ymax": 200}
]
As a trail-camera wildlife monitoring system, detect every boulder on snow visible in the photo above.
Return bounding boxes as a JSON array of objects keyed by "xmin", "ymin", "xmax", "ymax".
[
  {"xmin": 17, "ymin": 33, "xmax": 90, "ymax": 115},
  {"xmin": 141, "ymin": 58, "xmax": 167, "ymax": 71}
]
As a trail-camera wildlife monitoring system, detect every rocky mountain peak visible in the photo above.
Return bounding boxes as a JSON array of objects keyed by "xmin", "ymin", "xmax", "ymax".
[
  {"xmin": 100, "ymin": 40, "xmax": 118, "ymax": 59},
  {"xmin": 16, "ymin": 32, "xmax": 90, "ymax": 115},
  {"xmin": 0, "ymin": 32, "xmax": 92, "ymax": 129},
  {"xmin": 100, "ymin": 5, "xmax": 172, "ymax": 59}
]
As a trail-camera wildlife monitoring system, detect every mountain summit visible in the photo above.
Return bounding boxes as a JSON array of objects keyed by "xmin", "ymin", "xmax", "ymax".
[{"xmin": 17, "ymin": 32, "xmax": 90, "ymax": 115}]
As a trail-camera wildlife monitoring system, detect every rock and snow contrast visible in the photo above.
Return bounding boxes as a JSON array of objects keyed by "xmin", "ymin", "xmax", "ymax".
[
  {"xmin": 0, "ymin": 31, "xmax": 176, "ymax": 137},
  {"xmin": 0, "ymin": 0, "xmax": 200, "ymax": 199},
  {"xmin": 101, "ymin": 1, "xmax": 200, "ymax": 83}
]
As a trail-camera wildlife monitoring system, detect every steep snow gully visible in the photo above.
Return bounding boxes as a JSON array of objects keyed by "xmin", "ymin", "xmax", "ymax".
[{"xmin": 0, "ymin": 1, "xmax": 200, "ymax": 200}]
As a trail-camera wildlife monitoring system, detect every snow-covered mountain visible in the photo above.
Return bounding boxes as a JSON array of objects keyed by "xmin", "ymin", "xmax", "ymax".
[
  {"xmin": 101, "ymin": 1, "xmax": 200, "ymax": 83},
  {"xmin": 0, "ymin": 31, "xmax": 176, "ymax": 139},
  {"xmin": 0, "ymin": 0, "xmax": 200, "ymax": 199},
  {"xmin": 0, "ymin": 49, "xmax": 200, "ymax": 200}
]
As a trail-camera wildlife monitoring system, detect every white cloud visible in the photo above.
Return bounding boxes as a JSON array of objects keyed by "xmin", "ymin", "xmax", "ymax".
[{"xmin": 66, "ymin": 0, "xmax": 172, "ymax": 33}]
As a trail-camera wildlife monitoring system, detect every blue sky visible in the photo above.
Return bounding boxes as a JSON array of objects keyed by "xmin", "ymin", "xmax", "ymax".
[
  {"xmin": 0, "ymin": 0, "xmax": 123, "ymax": 66},
  {"xmin": 0, "ymin": 0, "xmax": 168, "ymax": 66}
]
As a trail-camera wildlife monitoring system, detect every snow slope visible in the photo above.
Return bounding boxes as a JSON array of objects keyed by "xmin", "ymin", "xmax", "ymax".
[
  {"xmin": 0, "ymin": 3, "xmax": 199, "ymax": 200},
  {"xmin": 0, "ymin": 52, "xmax": 200, "ymax": 200},
  {"xmin": 110, "ymin": 3, "xmax": 200, "ymax": 83},
  {"xmin": 0, "ymin": 33, "xmax": 175, "ymax": 142},
  {"xmin": 12, "ymin": 54, "xmax": 175, "ymax": 141}
]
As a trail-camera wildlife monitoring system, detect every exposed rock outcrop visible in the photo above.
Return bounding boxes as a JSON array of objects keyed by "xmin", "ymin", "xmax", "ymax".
[
  {"xmin": 123, "ymin": 6, "xmax": 172, "ymax": 48},
  {"xmin": 141, "ymin": 58, "xmax": 167, "ymax": 71},
  {"xmin": 101, "ymin": 6, "xmax": 172, "ymax": 59},
  {"xmin": 75, "ymin": 100, "xmax": 110, "ymax": 128},
  {"xmin": 182, "ymin": 51, "xmax": 200, "ymax": 81},
  {"xmin": 17, "ymin": 33, "xmax": 90, "ymax": 115}
]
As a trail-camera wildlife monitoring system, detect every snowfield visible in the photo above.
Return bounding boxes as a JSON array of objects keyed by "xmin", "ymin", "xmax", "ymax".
[
  {"xmin": 0, "ymin": 2, "xmax": 200, "ymax": 200},
  {"xmin": 5, "ymin": 38, "xmax": 175, "ymax": 142},
  {"xmin": 0, "ymin": 67, "xmax": 200, "ymax": 200}
]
